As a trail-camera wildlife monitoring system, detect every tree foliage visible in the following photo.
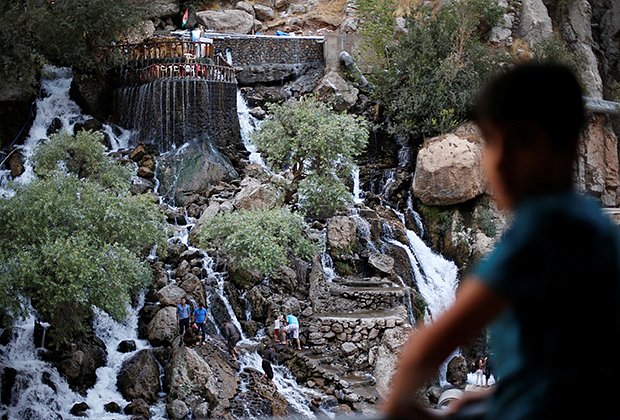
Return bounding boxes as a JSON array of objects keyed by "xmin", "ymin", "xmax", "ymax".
[
  {"xmin": 0, "ymin": 132, "xmax": 167, "ymax": 342},
  {"xmin": 363, "ymin": 0, "xmax": 511, "ymax": 140},
  {"xmin": 34, "ymin": 130, "xmax": 132, "ymax": 192},
  {"xmin": 0, "ymin": 0, "xmax": 148, "ymax": 86},
  {"xmin": 251, "ymin": 96, "xmax": 369, "ymax": 217},
  {"xmin": 197, "ymin": 208, "xmax": 317, "ymax": 277}
]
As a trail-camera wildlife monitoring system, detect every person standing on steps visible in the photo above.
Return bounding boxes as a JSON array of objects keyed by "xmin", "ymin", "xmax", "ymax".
[
  {"xmin": 476, "ymin": 355, "xmax": 486, "ymax": 387},
  {"xmin": 192, "ymin": 301, "xmax": 208, "ymax": 346},
  {"xmin": 176, "ymin": 297, "xmax": 191, "ymax": 338},
  {"xmin": 284, "ymin": 317, "xmax": 301, "ymax": 350},
  {"xmin": 273, "ymin": 314, "xmax": 282, "ymax": 343},
  {"xmin": 222, "ymin": 319, "xmax": 241, "ymax": 360}
]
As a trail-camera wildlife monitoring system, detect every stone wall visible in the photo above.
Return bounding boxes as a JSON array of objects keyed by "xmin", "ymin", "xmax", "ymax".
[
  {"xmin": 306, "ymin": 314, "xmax": 406, "ymax": 371},
  {"xmin": 212, "ymin": 36, "xmax": 325, "ymax": 86}
]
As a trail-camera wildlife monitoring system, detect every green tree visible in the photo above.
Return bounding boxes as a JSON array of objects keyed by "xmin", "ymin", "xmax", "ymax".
[
  {"xmin": 364, "ymin": 0, "xmax": 511, "ymax": 140},
  {"xmin": 0, "ymin": 132, "xmax": 167, "ymax": 342},
  {"xmin": 251, "ymin": 96, "xmax": 369, "ymax": 217},
  {"xmin": 197, "ymin": 208, "xmax": 317, "ymax": 281},
  {"xmin": 34, "ymin": 130, "xmax": 132, "ymax": 192}
]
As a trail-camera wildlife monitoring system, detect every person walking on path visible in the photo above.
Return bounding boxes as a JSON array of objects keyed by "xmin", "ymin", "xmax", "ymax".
[
  {"xmin": 176, "ymin": 297, "xmax": 191, "ymax": 337},
  {"xmin": 262, "ymin": 344, "xmax": 277, "ymax": 383},
  {"xmin": 192, "ymin": 302, "xmax": 208, "ymax": 346},
  {"xmin": 383, "ymin": 62, "xmax": 620, "ymax": 419},
  {"xmin": 222, "ymin": 319, "xmax": 241, "ymax": 360},
  {"xmin": 283, "ymin": 320, "xmax": 301, "ymax": 350}
]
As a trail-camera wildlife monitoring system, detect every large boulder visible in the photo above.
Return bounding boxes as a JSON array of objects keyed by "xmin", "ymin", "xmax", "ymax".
[
  {"xmin": 373, "ymin": 324, "xmax": 412, "ymax": 399},
  {"xmin": 517, "ymin": 0, "xmax": 553, "ymax": 47},
  {"xmin": 147, "ymin": 307, "xmax": 178, "ymax": 346},
  {"xmin": 412, "ymin": 131, "xmax": 485, "ymax": 206},
  {"xmin": 313, "ymin": 71, "xmax": 359, "ymax": 111},
  {"xmin": 233, "ymin": 177, "xmax": 279, "ymax": 211},
  {"xmin": 55, "ymin": 336, "xmax": 107, "ymax": 393},
  {"xmin": 446, "ymin": 355, "xmax": 469, "ymax": 388},
  {"xmin": 157, "ymin": 284, "xmax": 187, "ymax": 307},
  {"xmin": 327, "ymin": 216, "xmax": 358, "ymax": 255},
  {"xmin": 145, "ymin": 0, "xmax": 179, "ymax": 18},
  {"xmin": 188, "ymin": 202, "xmax": 221, "ymax": 245},
  {"xmin": 577, "ymin": 114, "xmax": 619, "ymax": 207},
  {"xmin": 196, "ymin": 10, "xmax": 254, "ymax": 34},
  {"xmin": 70, "ymin": 73, "xmax": 112, "ymax": 122},
  {"xmin": 165, "ymin": 343, "xmax": 237, "ymax": 416},
  {"xmin": 157, "ymin": 139, "xmax": 238, "ymax": 207},
  {"xmin": 117, "ymin": 349, "xmax": 161, "ymax": 403}
]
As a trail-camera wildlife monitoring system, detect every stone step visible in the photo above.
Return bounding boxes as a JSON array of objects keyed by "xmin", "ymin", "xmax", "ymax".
[
  {"xmin": 333, "ymin": 278, "xmax": 394, "ymax": 288},
  {"xmin": 313, "ymin": 309, "xmax": 404, "ymax": 322},
  {"xmin": 332, "ymin": 285, "xmax": 407, "ymax": 295}
]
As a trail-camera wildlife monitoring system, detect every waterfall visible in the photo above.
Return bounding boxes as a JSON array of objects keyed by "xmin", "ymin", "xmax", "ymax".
[
  {"xmin": 351, "ymin": 166, "xmax": 364, "ymax": 204},
  {"xmin": 0, "ymin": 65, "xmax": 133, "ymax": 198},
  {"xmin": 0, "ymin": 301, "xmax": 164, "ymax": 420},
  {"xmin": 236, "ymin": 90, "xmax": 265, "ymax": 167}
]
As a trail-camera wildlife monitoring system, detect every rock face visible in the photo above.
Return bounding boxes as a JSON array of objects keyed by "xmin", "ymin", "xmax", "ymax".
[
  {"xmin": 372, "ymin": 325, "xmax": 412, "ymax": 399},
  {"xmin": 145, "ymin": 0, "xmax": 179, "ymax": 18},
  {"xmin": 164, "ymin": 343, "xmax": 237, "ymax": 416},
  {"xmin": 117, "ymin": 349, "xmax": 161, "ymax": 403},
  {"xmin": 412, "ymin": 132, "xmax": 485, "ymax": 206},
  {"xmin": 577, "ymin": 115, "xmax": 620, "ymax": 206},
  {"xmin": 56, "ymin": 336, "xmax": 107, "ymax": 393},
  {"xmin": 233, "ymin": 177, "xmax": 279, "ymax": 210},
  {"xmin": 197, "ymin": 10, "xmax": 255, "ymax": 34},
  {"xmin": 70, "ymin": 73, "xmax": 112, "ymax": 122},
  {"xmin": 147, "ymin": 307, "xmax": 178, "ymax": 346},
  {"xmin": 517, "ymin": 0, "xmax": 553, "ymax": 47},
  {"xmin": 157, "ymin": 139, "xmax": 239, "ymax": 207},
  {"xmin": 446, "ymin": 355, "xmax": 469, "ymax": 388},
  {"xmin": 313, "ymin": 71, "xmax": 359, "ymax": 111},
  {"xmin": 327, "ymin": 216, "xmax": 358, "ymax": 255}
]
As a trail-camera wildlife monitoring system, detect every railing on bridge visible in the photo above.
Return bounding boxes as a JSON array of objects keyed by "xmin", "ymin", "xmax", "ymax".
[
  {"xmin": 121, "ymin": 62, "xmax": 236, "ymax": 84},
  {"xmin": 106, "ymin": 38, "xmax": 236, "ymax": 85}
]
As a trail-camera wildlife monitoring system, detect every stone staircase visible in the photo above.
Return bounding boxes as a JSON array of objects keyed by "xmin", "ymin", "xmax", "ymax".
[{"xmin": 299, "ymin": 272, "xmax": 413, "ymax": 410}]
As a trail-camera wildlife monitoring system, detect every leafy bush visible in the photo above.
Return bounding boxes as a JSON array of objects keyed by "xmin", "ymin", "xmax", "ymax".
[
  {"xmin": 251, "ymin": 96, "xmax": 369, "ymax": 217},
  {"xmin": 34, "ymin": 130, "xmax": 132, "ymax": 192},
  {"xmin": 532, "ymin": 35, "xmax": 586, "ymax": 84},
  {"xmin": 197, "ymin": 207, "xmax": 317, "ymax": 277},
  {"xmin": 364, "ymin": 0, "xmax": 511, "ymax": 140},
  {"xmin": 0, "ymin": 134, "xmax": 166, "ymax": 342}
]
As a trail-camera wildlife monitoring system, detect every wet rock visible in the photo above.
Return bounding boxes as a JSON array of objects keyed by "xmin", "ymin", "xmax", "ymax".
[
  {"xmin": 193, "ymin": 402, "xmax": 210, "ymax": 420},
  {"xmin": 368, "ymin": 253, "xmax": 394, "ymax": 274},
  {"xmin": 138, "ymin": 166, "xmax": 155, "ymax": 179},
  {"xmin": 70, "ymin": 402, "xmax": 89, "ymax": 416},
  {"xmin": 124, "ymin": 398, "xmax": 151, "ymax": 417},
  {"xmin": 70, "ymin": 73, "xmax": 112, "ymax": 122},
  {"xmin": 167, "ymin": 399, "xmax": 189, "ymax": 419},
  {"xmin": 147, "ymin": 307, "xmax": 178, "ymax": 346},
  {"xmin": 104, "ymin": 401, "xmax": 121, "ymax": 413},
  {"xmin": 166, "ymin": 240, "xmax": 188, "ymax": 265},
  {"xmin": 249, "ymin": 106, "xmax": 266, "ymax": 119},
  {"xmin": 117, "ymin": 349, "xmax": 161, "ymax": 403},
  {"xmin": 7, "ymin": 149, "xmax": 25, "ymax": 178},
  {"xmin": 117, "ymin": 340, "xmax": 137, "ymax": 353},
  {"xmin": 41, "ymin": 371, "xmax": 57, "ymax": 392},
  {"xmin": 314, "ymin": 71, "xmax": 359, "ymax": 111},
  {"xmin": 1, "ymin": 367, "xmax": 17, "ymax": 405},
  {"xmin": 157, "ymin": 284, "xmax": 187, "ymax": 307},
  {"xmin": 446, "ymin": 355, "xmax": 469, "ymax": 388},
  {"xmin": 46, "ymin": 118, "xmax": 63, "ymax": 136},
  {"xmin": 56, "ymin": 336, "xmax": 107, "ymax": 393},
  {"xmin": 129, "ymin": 144, "xmax": 147, "ymax": 162},
  {"xmin": 327, "ymin": 216, "xmax": 358, "ymax": 255},
  {"xmin": 0, "ymin": 328, "xmax": 13, "ymax": 346},
  {"xmin": 130, "ymin": 177, "xmax": 154, "ymax": 195},
  {"xmin": 73, "ymin": 118, "xmax": 102, "ymax": 134},
  {"xmin": 230, "ymin": 367, "xmax": 289, "ymax": 418}
]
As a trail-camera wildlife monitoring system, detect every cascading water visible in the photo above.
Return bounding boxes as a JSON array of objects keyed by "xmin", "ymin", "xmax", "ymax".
[
  {"xmin": 351, "ymin": 166, "xmax": 364, "ymax": 204},
  {"xmin": 0, "ymin": 301, "xmax": 165, "ymax": 420},
  {"xmin": 0, "ymin": 65, "xmax": 133, "ymax": 198},
  {"xmin": 236, "ymin": 90, "xmax": 266, "ymax": 167}
]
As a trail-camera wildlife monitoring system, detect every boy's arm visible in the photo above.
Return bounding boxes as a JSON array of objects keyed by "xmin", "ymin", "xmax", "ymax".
[{"xmin": 383, "ymin": 277, "xmax": 507, "ymax": 418}]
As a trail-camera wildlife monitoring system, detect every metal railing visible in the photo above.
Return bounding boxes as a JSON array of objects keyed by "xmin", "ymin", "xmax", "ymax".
[
  {"xmin": 106, "ymin": 39, "xmax": 218, "ymax": 64},
  {"xmin": 121, "ymin": 62, "xmax": 236, "ymax": 84}
]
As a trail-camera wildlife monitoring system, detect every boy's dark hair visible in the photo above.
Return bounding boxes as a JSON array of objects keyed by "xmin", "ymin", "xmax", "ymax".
[{"xmin": 474, "ymin": 62, "xmax": 585, "ymax": 151}]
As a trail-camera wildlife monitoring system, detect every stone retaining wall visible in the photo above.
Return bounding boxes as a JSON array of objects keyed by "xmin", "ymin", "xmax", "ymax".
[
  {"xmin": 327, "ymin": 286, "xmax": 406, "ymax": 312},
  {"xmin": 306, "ymin": 315, "xmax": 406, "ymax": 370},
  {"xmin": 212, "ymin": 36, "xmax": 324, "ymax": 66}
]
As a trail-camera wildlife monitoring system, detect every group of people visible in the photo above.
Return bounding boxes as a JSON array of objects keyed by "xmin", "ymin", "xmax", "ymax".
[
  {"xmin": 176, "ymin": 298, "xmax": 241, "ymax": 359},
  {"xmin": 273, "ymin": 313, "xmax": 302, "ymax": 350},
  {"xmin": 472, "ymin": 354, "xmax": 494, "ymax": 387}
]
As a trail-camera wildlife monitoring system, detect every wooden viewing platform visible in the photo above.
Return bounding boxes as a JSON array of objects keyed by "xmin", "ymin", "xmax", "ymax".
[{"xmin": 106, "ymin": 39, "xmax": 236, "ymax": 85}]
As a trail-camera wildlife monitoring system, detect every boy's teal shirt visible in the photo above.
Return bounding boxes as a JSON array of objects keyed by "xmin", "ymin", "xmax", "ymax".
[{"xmin": 473, "ymin": 190, "xmax": 620, "ymax": 419}]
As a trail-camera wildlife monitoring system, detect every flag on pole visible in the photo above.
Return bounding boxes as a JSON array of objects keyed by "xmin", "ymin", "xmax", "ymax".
[{"xmin": 181, "ymin": 8, "xmax": 189, "ymax": 28}]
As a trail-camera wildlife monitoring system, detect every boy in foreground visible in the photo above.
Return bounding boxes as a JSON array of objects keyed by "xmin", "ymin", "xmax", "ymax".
[{"xmin": 383, "ymin": 62, "xmax": 620, "ymax": 419}]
